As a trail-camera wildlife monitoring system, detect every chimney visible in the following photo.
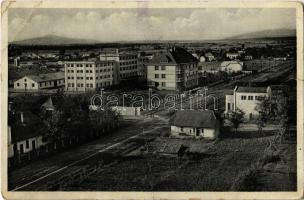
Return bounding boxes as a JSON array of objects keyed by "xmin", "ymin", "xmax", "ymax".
[{"xmin": 20, "ymin": 112, "xmax": 24, "ymax": 124}]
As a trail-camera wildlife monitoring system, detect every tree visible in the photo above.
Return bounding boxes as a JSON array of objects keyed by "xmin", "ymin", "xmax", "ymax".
[
  {"xmin": 42, "ymin": 110, "xmax": 66, "ymax": 143},
  {"xmin": 229, "ymin": 109, "xmax": 245, "ymax": 133},
  {"xmin": 255, "ymin": 98, "xmax": 271, "ymax": 134}
]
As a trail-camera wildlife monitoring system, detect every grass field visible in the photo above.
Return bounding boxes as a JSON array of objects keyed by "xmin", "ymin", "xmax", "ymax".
[{"xmin": 66, "ymin": 134, "xmax": 296, "ymax": 191}]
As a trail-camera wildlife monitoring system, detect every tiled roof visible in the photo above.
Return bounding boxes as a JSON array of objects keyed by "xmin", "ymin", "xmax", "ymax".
[
  {"xmin": 169, "ymin": 110, "xmax": 217, "ymax": 128},
  {"xmin": 220, "ymin": 61, "xmax": 243, "ymax": 67},
  {"xmin": 26, "ymin": 72, "xmax": 64, "ymax": 83},
  {"xmin": 10, "ymin": 111, "xmax": 46, "ymax": 143},
  {"xmin": 236, "ymin": 86, "xmax": 267, "ymax": 93},
  {"xmin": 41, "ymin": 97, "xmax": 55, "ymax": 110},
  {"xmin": 149, "ymin": 47, "xmax": 198, "ymax": 64}
]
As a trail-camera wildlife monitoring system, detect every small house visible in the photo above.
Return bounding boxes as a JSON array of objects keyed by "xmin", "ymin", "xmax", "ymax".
[
  {"xmin": 169, "ymin": 110, "xmax": 220, "ymax": 139},
  {"xmin": 220, "ymin": 61, "xmax": 243, "ymax": 73}
]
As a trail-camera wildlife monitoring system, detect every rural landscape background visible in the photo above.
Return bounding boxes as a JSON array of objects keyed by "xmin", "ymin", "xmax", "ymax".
[{"xmin": 7, "ymin": 7, "xmax": 297, "ymax": 191}]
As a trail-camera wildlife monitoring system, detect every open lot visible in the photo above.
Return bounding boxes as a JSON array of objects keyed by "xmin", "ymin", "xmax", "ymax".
[{"xmin": 64, "ymin": 130, "xmax": 296, "ymax": 191}]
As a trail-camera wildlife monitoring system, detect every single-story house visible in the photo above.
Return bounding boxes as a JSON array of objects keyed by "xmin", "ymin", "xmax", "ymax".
[
  {"xmin": 220, "ymin": 61, "xmax": 243, "ymax": 73},
  {"xmin": 8, "ymin": 111, "xmax": 47, "ymax": 158},
  {"xmin": 14, "ymin": 72, "xmax": 65, "ymax": 90},
  {"xmin": 169, "ymin": 110, "xmax": 220, "ymax": 139}
]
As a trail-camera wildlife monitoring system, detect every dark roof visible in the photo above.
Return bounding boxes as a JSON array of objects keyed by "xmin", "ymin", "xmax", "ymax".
[
  {"xmin": 26, "ymin": 72, "xmax": 64, "ymax": 83},
  {"xmin": 236, "ymin": 86, "xmax": 267, "ymax": 93},
  {"xmin": 10, "ymin": 111, "xmax": 46, "ymax": 143},
  {"xmin": 150, "ymin": 47, "xmax": 198, "ymax": 64},
  {"xmin": 225, "ymin": 90, "xmax": 234, "ymax": 95},
  {"xmin": 169, "ymin": 110, "xmax": 217, "ymax": 128},
  {"xmin": 41, "ymin": 97, "xmax": 55, "ymax": 110},
  {"xmin": 269, "ymin": 85, "xmax": 289, "ymax": 91}
]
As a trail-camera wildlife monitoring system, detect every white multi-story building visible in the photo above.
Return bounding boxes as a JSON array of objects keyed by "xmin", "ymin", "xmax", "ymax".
[
  {"xmin": 64, "ymin": 60, "xmax": 118, "ymax": 92},
  {"xmin": 225, "ymin": 86, "xmax": 269, "ymax": 118},
  {"xmin": 147, "ymin": 47, "xmax": 199, "ymax": 91},
  {"xmin": 99, "ymin": 49, "xmax": 138, "ymax": 80}
]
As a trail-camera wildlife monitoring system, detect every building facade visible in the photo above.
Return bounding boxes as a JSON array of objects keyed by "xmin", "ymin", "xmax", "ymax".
[
  {"xmin": 226, "ymin": 52, "xmax": 239, "ymax": 60},
  {"xmin": 170, "ymin": 110, "xmax": 219, "ymax": 139},
  {"xmin": 220, "ymin": 61, "xmax": 243, "ymax": 73},
  {"xmin": 64, "ymin": 60, "xmax": 118, "ymax": 92},
  {"xmin": 225, "ymin": 86, "xmax": 269, "ymax": 118},
  {"xmin": 13, "ymin": 72, "xmax": 65, "ymax": 90},
  {"xmin": 147, "ymin": 47, "xmax": 199, "ymax": 91},
  {"xmin": 99, "ymin": 49, "xmax": 138, "ymax": 81}
]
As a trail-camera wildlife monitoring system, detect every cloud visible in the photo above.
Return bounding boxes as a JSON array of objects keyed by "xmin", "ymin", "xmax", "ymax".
[{"xmin": 8, "ymin": 8, "xmax": 296, "ymax": 42}]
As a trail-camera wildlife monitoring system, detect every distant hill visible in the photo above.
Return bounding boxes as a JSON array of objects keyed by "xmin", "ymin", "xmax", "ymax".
[
  {"xmin": 11, "ymin": 35, "xmax": 101, "ymax": 45},
  {"xmin": 226, "ymin": 29, "xmax": 296, "ymax": 40}
]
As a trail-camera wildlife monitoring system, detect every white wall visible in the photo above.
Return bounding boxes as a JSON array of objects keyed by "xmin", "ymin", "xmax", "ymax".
[
  {"xmin": 225, "ymin": 95, "xmax": 234, "ymax": 113},
  {"xmin": 235, "ymin": 92, "xmax": 268, "ymax": 117},
  {"xmin": 147, "ymin": 65, "xmax": 177, "ymax": 90},
  {"xmin": 171, "ymin": 125, "xmax": 217, "ymax": 139},
  {"xmin": 13, "ymin": 136, "xmax": 47, "ymax": 156},
  {"xmin": 14, "ymin": 77, "xmax": 39, "ymax": 90}
]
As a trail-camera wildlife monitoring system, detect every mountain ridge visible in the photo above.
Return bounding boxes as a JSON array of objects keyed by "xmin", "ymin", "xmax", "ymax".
[{"xmin": 10, "ymin": 28, "xmax": 296, "ymax": 45}]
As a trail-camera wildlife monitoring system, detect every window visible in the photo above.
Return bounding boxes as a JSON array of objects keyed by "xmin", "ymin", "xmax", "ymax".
[
  {"xmin": 241, "ymin": 95, "xmax": 246, "ymax": 100},
  {"xmin": 181, "ymin": 127, "xmax": 184, "ymax": 132},
  {"xmin": 155, "ymin": 74, "xmax": 159, "ymax": 78},
  {"xmin": 24, "ymin": 79, "xmax": 27, "ymax": 82},
  {"xmin": 26, "ymin": 140, "xmax": 29, "ymax": 148},
  {"xmin": 32, "ymin": 83, "xmax": 35, "ymax": 87},
  {"xmin": 161, "ymin": 66, "xmax": 166, "ymax": 70},
  {"xmin": 17, "ymin": 83, "xmax": 20, "ymax": 86},
  {"xmin": 90, "ymin": 84, "xmax": 93, "ymax": 88},
  {"xmin": 248, "ymin": 96, "xmax": 253, "ymax": 100},
  {"xmin": 155, "ymin": 66, "xmax": 159, "ymax": 70},
  {"xmin": 161, "ymin": 74, "xmax": 166, "ymax": 78},
  {"xmin": 86, "ymin": 83, "xmax": 89, "ymax": 87},
  {"xmin": 161, "ymin": 82, "xmax": 166, "ymax": 87},
  {"xmin": 90, "ymin": 77, "xmax": 93, "ymax": 80}
]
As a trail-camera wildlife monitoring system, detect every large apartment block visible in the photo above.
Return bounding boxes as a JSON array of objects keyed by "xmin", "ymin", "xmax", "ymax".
[
  {"xmin": 64, "ymin": 60, "xmax": 118, "ymax": 92},
  {"xmin": 147, "ymin": 47, "xmax": 199, "ymax": 91},
  {"xmin": 99, "ymin": 49, "xmax": 138, "ymax": 80}
]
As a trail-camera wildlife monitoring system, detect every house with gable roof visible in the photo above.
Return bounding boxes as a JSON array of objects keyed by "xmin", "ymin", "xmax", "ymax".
[{"xmin": 169, "ymin": 110, "xmax": 220, "ymax": 139}]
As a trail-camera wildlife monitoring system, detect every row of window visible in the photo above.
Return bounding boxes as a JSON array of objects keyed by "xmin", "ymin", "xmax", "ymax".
[
  {"xmin": 97, "ymin": 68, "xmax": 112, "ymax": 72},
  {"xmin": 154, "ymin": 74, "xmax": 166, "ymax": 78},
  {"xmin": 120, "ymin": 72, "xmax": 137, "ymax": 78},
  {"xmin": 68, "ymin": 82, "xmax": 112, "ymax": 88},
  {"xmin": 16, "ymin": 80, "xmax": 63, "ymax": 88},
  {"xmin": 119, "ymin": 61, "xmax": 137, "ymax": 65},
  {"xmin": 120, "ymin": 55, "xmax": 137, "ymax": 60},
  {"xmin": 152, "ymin": 81, "xmax": 166, "ymax": 87},
  {"xmin": 97, "ymin": 74, "xmax": 112, "ymax": 79},
  {"xmin": 120, "ymin": 66, "xmax": 137, "ymax": 71},
  {"xmin": 155, "ymin": 66, "xmax": 166, "ymax": 70},
  {"xmin": 241, "ymin": 95, "xmax": 266, "ymax": 101},
  {"xmin": 66, "ymin": 63, "xmax": 93, "ymax": 67},
  {"xmin": 16, "ymin": 139, "xmax": 36, "ymax": 154}
]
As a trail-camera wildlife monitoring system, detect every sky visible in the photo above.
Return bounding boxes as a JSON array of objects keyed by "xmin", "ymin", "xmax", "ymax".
[{"xmin": 8, "ymin": 8, "xmax": 296, "ymax": 42}]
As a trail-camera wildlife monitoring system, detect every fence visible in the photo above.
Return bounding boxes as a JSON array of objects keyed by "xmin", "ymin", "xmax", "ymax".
[{"xmin": 8, "ymin": 124, "xmax": 121, "ymax": 171}]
